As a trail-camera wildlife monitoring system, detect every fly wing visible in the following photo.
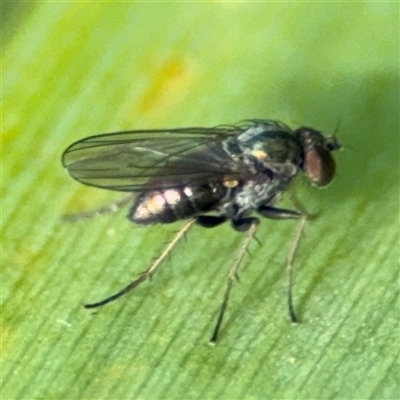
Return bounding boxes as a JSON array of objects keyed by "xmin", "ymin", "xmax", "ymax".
[{"xmin": 62, "ymin": 127, "xmax": 248, "ymax": 191}]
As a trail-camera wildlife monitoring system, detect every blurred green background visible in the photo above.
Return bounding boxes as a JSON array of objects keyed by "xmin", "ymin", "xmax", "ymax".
[{"xmin": 2, "ymin": 2, "xmax": 399, "ymax": 400}]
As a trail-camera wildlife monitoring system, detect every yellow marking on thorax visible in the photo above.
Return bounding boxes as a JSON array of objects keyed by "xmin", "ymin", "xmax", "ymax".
[
  {"xmin": 251, "ymin": 150, "xmax": 268, "ymax": 160},
  {"xmin": 223, "ymin": 179, "xmax": 239, "ymax": 188}
]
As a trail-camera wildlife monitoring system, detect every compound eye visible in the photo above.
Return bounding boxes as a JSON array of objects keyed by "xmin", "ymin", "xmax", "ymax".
[{"xmin": 304, "ymin": 145, "xmax": 336, "ymax": 187}]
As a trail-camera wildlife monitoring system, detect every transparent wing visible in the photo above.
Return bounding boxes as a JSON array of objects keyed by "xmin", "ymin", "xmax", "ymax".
[{"xmin": 62, "ymin": 126, "xmax": 249, "ymax": 191}]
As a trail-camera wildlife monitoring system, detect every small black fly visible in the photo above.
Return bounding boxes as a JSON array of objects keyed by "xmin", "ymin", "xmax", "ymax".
[{"xmin": 62, "ymin": 119, "xmax": 341, "ymax": 343}]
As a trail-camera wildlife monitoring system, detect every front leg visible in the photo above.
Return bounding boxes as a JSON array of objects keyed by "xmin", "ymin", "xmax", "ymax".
[{"xmin": 257, "ymin": 204, "xmax": 303, "ymax": 220}]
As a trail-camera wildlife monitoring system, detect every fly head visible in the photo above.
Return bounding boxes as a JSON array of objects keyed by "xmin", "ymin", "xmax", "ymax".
[{"xmin": 296, "ymin": 127, "xmax": 341, "ymax": 187}]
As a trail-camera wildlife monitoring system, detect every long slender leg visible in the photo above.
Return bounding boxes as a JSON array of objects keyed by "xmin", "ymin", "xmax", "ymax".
[
  {"xmin": 286, "ymin": 214, "xmax": 307, "ymax": 323},
  {"xmin": 288, "ymin": 187, "xmax": 317, "ymax": 219},
  {"xmin": 257, "ymin": 204, "xmax": 302, "ymax": 220},
  {"xmin": 210, "ymin": 220, "xmax": 259, "ymax": 344},
  {"xmin": 84, "ymin": 219, "xmax": 195, "ymax": 308},
  {"xmin": 258, "ymin": 204, "xmax": 310, "ymax": 323},
  {"xmin": 62, "ymin": 194, "xmax": 134, "ymax": 222}
]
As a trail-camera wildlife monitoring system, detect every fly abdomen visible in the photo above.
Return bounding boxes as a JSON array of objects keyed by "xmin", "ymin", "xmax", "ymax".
[{"xmin": 129, "ymin": 183, "xmax": 228, "ymax": 225}]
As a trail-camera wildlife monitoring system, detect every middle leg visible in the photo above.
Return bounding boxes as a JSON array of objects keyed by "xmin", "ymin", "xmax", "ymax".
[{"xmin": 210, "ymin": 218, "xmax": 259, "ymax": 343}]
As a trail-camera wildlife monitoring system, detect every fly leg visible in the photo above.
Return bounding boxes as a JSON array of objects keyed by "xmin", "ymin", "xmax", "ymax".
[
  {"xmin": 84, "ymin": 219, "xmax": 195, "ymax": 309},
  {"xmin": 257, "ymin": 204, "xmax": 302, "ymax": 220},
  {"xmin": 285, "ymin": 214, "xmax": 307, "ymax": 323},
  {"xmin": 62, "ymin": 194, "xmax": 134, "ymax": 222},
  {"xmin": 210, "ymin": 217, "xmax": 259, "ymax": 344},
  {"xmin": 196, "ymin": 215, "xmax": 227, "ymax": 228},
  {"xmin": 257, "ymin": 204, "xmax": 307, "ymax": 323}
]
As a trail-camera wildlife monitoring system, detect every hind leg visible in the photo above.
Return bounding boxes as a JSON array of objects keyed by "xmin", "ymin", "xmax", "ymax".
[{"xmin": 84, "ymin": 219, "xmax": 195, "ymax": 308}]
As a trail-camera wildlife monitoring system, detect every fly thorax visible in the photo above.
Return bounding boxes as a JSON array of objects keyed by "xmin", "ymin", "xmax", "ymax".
[{"xmin": 233, "ymin": 126, "xmax": 303, "ymax": 172}]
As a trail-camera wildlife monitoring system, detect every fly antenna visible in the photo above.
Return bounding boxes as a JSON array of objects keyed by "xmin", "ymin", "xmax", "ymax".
[{"xmin": 333, "ymin": 116, "xmax": 342, "ymax": 139}]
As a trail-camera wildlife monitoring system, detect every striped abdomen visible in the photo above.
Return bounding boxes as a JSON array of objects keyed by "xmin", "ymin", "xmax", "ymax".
[{"xmin": 129, "ymin": 183, "xmax": 228, "ymax": 224}]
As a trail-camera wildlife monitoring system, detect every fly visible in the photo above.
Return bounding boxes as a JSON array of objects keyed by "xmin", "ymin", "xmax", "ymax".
[{"xmin": 62, "ymin": 119, "xmax": 341, "ymax": 343}]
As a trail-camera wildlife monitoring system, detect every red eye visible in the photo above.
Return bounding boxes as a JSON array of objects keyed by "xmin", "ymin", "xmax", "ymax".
[{"xmin": 304, "ymin": 145, "xmax": 336, "ymax": 187}]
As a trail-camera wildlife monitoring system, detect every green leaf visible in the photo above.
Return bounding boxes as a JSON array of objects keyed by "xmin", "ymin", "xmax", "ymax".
[{"xmin": 3, "ymin": 3, "xmax": 398, "ymax": 399}]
